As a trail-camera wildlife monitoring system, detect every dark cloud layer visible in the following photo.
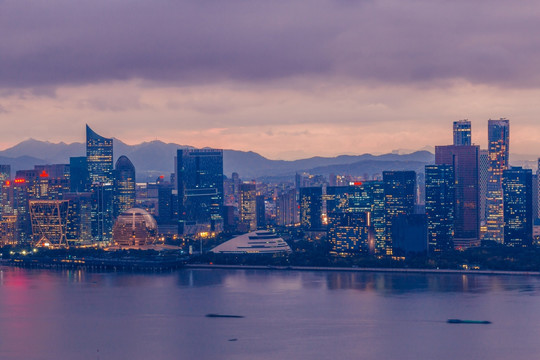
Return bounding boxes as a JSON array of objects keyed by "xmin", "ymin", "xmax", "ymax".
[{"xmin": 2, "ymin": 0, "xmax": 540, "ymax": 88}]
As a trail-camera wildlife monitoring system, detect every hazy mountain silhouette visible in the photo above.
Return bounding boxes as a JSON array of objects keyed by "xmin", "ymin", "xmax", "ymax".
[{"xmin": 0, "ymin": 139, "xmax": 435, "ymax": 181}]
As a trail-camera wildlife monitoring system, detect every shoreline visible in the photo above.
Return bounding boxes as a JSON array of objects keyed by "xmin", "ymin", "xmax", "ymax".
[{"xmin": 185, "ymin": 263, "xmax": 540, "ymax": 276}]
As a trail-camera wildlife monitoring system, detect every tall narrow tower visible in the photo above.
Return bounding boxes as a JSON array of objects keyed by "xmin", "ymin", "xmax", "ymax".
[
  {"xmin": 453, "ymin": 119, "xmax": 471, "ymax": 146},
  {"xmin": 485, "ymin": 118, "xmax": 510, "ymax": 243}
]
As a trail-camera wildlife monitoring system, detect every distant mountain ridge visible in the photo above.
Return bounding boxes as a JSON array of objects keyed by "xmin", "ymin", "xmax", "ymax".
[{"xmin": 0, "ymin": 138, "xmax": 436, "ymax": 182}]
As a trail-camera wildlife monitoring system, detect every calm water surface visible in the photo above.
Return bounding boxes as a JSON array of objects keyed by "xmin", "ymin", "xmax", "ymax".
[{"xmin": 0, "ymin": 267, "xmax": 539, "ymax": 360}]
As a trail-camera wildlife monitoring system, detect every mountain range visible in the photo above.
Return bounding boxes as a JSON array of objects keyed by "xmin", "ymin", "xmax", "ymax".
[{"xmin": 0, "ymin": 138, "xmax": 438, "ymax": 182}]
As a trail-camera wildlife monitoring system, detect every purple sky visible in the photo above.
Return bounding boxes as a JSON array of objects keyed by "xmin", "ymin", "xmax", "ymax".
[{"xmin": 2, "ymin": 0, "xmax": 540, "ymax": 159}]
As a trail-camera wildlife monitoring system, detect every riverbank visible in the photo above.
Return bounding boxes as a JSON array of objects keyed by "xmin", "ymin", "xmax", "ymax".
[
  {"xmin": 186, "ymin": 263, "xmax": 540, "ymax": 276},
  {"xmin": 1, "ymin": 257, "xmax": 187, "ymax": 271}
]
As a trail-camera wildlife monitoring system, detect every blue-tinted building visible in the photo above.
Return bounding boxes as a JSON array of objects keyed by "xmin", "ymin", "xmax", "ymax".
[
  {"xmin": 176, "ymin": 148, "xmax": 224, "ymax": 235},
  {"xmin": 425, "ymin": 164, "xmax": 455, "ymax": 252},
  {"xmin": 383, "ymin": 171, "xmax": 416, "ymax": 255},
  {"xmin": 86, "ymin": 125, "xmax": 113, "ymax": 185},
  {"xmin": 503, "ymin": 167, "xmax": 532, "ymax": 247},
  {"xmin": 299, "ymin": 186, "xmax": 323, "ymax": 231}
]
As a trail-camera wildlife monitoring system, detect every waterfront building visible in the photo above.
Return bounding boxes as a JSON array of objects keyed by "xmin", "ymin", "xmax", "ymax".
[
  {"xmin": 239, "ymin": 182, "xmax": 257, "ymax": 232},
  {"xmin": 299, "ymin": 186, "xmax": 323, "ymax": 231},
  {"xmin": 90, "ymin": 182, "xmax": 114, "ymax": 243},
  {"xmin": 210, "ymin": 230, "xmax": 291, "ymax": 254},
  {"xmin": 425, "ymin": 164, "xmax": 455, "ymax": 252},
  {"xmin": 435, "ymin": 145, "xmax": 480, "ymax": 248},
  {"xmin": 0, "ymin": 215, "xmax": 16, "ymax": 246},
  {"xmin": 256, "ymin": 194, "xmax": 266, "ymax": 229},
  {"xmin": 503, "ymin": 167, "xmax": 532, "ymax": 247},
  {"xmin": 86, "ymin": 125, "xmax": 113, "ymax": 185},
  {"xmin": 29, "ymin": 200, "xmax": 69, "ymax": 247},
  {"xmin": 64, "ymin": 192, "xmax": 93, "ymax": 245},
  {"xmin": 328, "ymin": 211, "xmax": 371, "ymax": 256},
  {"xmin": 114, "ymin": 155, "xmax": 136, "ymax": 218},
  {"xmin": 392, "ymin": 214, "xmax": 428, "ymax": 255},
  {"xmin": 453, "ymin": 119, "xmax": 472, "ymax": 146},
  {"xmin": 176, "ymin": 148, "xmax": 224, "ymax": 235},
  {"xmin": 112, "ymin": 208, "xmax": 157, "ymax": 247},
  {"xmin": 383, "ymin": 171, "xmax": 416, "ymax": 255},
  {"xmin": 485, "ymin": 118, "xmax": 510, "ymax": 243}
]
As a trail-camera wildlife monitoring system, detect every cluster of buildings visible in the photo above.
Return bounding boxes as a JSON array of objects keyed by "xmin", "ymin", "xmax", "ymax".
[{"xmin": 0, "ymin": 120, "xmax": 535, "ymax": 257}]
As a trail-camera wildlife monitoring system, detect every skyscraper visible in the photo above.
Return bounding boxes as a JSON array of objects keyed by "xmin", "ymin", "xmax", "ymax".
[
  {"xmin": 70, "ymin": 157, "xmax": 89, "ymax": 192},
  {"xmin": 176, "ymin": 148, "xmax": 224, "ymax": 235},
  {"xmin": 328, "ymin": 211, "xmax": 370, "ymax": 256},
  {"xmin": 425, "ymin": 164, "xmax": 455, "ymax": 252},
  {"xmin": 485, "ymin": 118, "xmax": 510, "ymax": 243},
  {"xmin": 503, "ymin": 167, "xmax": 532, "ymax": 247},
  {"xmin": 114, "ymin": 155, "xmax": 136, "ymax": 218},
  {"xmin": 435, "ymin": 145, "xmax": 480, "ymax": 248},
  {"xmin": 86, "ymin": 125, "xmax": 113, "ymax": 185},
  {"xmin": 86, "ymin": 125, "xmax": 114, "ymax": 244},
  {"xmin": 239, "ymin": 182, "xmax": 257, "ymax": 232},
  {"xmin": 383, "ymin": 171, "xmax": 416, "ymax": 255},
  {"xmin": 299, "ymin": 186, "xmax": 323, "ymax": 231},
  {"xmin": 478, "ymin": 149, "xmax": 489, "ymax": 223},
  {"xmin": 453, "ymin": 119, "xmax": 471, "ymax": 146}
]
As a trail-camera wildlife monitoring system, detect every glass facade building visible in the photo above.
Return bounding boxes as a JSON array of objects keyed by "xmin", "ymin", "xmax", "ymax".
[
  {"xmin": 114, "ymin": 155, "xmax": 136, "ymax": 218},
  {"xmin": 299, "ymin": 186, "xmax": 323, "ymax": 231},
  {"xmin": 486, "ymin": 118, "xmax": 510, "ymax": 243},
  {"xmin": 425, "ymin": 164, "xmax": 455, "ymax": 252},
  {"xmin": 435, "ymin": 145, "xmax": 480, "ymax": 248},
  {"xmin": 176, "ymin": 148, "xmax": 224, "ymax": 235},
  {"xmin": 453, "ymin": 119, "xmax": 471, "ymax": 146},
  {"xmin": 503, "ymin": 167, "xmax": 532, "ymax": 247},
  {"xmin": 86, "ymin": 125, "xmax": 113, "ymax": 185}
]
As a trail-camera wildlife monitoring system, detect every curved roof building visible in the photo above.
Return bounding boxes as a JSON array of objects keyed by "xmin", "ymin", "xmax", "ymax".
[
  {"xmin": 86, "ymin": 124, "xmax": 113, "ymax": 184},
  {"xmin": 210, "ymin": 230, "xmax": 292, "ymax": 254},
  {"xmin": 112, "ymin": 208, "xmax": 157, "ymax": 247},
  {"xmin": 114, "ymin": 155, "xmax": 136, "ymax": 217}
]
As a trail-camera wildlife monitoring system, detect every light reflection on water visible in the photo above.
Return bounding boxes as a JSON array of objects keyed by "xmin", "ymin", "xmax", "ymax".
[{"xmin": 0, "ymin": 267, "xmax": 539, "ymax": 360}]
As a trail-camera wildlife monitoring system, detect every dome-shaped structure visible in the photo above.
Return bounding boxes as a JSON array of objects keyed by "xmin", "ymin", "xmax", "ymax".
[{"xmin": 112, "ymin": 208, "xmax": 157, "ymax": 247}]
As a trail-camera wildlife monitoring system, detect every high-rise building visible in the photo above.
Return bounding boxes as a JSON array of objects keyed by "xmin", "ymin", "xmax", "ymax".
[
  {"xmin": 478, "ymin": 149, "xmax": 489, "ymax": 223},
  {"xmin": 383, "ymin": 171, "xmax": 416, "ymax": 255},
  {"xmin": 485, "ymin": 118, "xmax": 510, "ymax": 243},
  {"xmin": 86, "ymin": 125, "xmax": 113, "ymax": 185},
  {"xmin": 90, "ymin": 183, "xmax": 114, "ymax": 243},
  {"xmin": 453, "ymin": 119, "xmax": 472, "ymax": 146},
  {"xmin": 239, "ymin": 182, "xmax": 257, "ymax": 232},
  {"xmin": 0, "ymin": 165, "xmax": 11, "ymax": 181},
  {"xmin": 29, "ymin": 200, "xmax": 69, "ymax": 247},
  {"xmin": 114, "ymin": 155, "xmax": 136, "ymax": 218},
  {"xmin": 176, "ymin": 148, "xmax": 224, "ymax": 235},
  {"xmin": 328, "ymin": 211, "xmax": 370, "ymax": 256},
  {"xmin": 256, "ymin": 195, "xmax": 266, "ymax": 229},
  {"xmin": 64, "ymin": 192, "xmax": 93, "ymax": 245},
  {"xmin": 435, "ymin": 145, "xmax": 480, "ymax": 248},
  {"xmin": 276, "ymin": 189, "xmax": 298, "ymax": 226},
  {"xmin": 70, "ymin": 157, "xmax": 89, "ymax": 192},
  {"xmin": 425, "ymin": 164, "xmax": 455, "ymax": 252},
  {"xmin": 503, "ymin": 167, "xmax": 532, "ymax": 247},
  {"xmin": 536, "ymin": 158, "xmax": 540, "ymax": 220},
  {"xmin": 299, "ymin": 186, "xmax": 323, "ymax": 231}
]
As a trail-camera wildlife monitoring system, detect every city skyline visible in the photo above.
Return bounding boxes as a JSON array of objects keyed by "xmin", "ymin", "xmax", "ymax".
[{"xmin": 3, "ymin": 2, "xmax": 540, "ymax": 159}]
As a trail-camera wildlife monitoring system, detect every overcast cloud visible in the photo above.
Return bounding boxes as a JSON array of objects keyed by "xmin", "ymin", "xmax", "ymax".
[{"xmin": 1, "ymin": 0, "xmax": 540, "ymax": 158}]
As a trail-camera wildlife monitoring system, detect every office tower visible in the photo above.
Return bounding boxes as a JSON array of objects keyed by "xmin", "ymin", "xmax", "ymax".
[
  {"xmin": 478, "ymin": 149, "xmax": 489, "ymax": 223},
  {"xmin": 90, "ymin": 183, "xmax": 114, "ymax": 243},
  {"xmin": 383, "ymin": 171, "xmax": 416, "ymax": 255},
  {"xmin": 435, "ymin": 145, "xmax": 480, "ymax": 248},
  {"xmin": 299, "ymin": 186, "xmax": 323, "ymax": 231},
  {"xmin": 425, "ymin": 165, "xmax": 455, "ymax": 252},
  {"xmin": 485, "ymin": 119, "xmax": 510, "ymax": 243},
  {"xmin": 239, "ymin": 183, "xmax": 257, "ymax": 232},
  {"xmin": 70, "ymin": 157, "xmax": 89, "ymax": 192},
  {"xmin": 4, "ymin": 179, "xmax": 32, "ymax": 243},
  {"xmin": 176, "ymin": 148, "xmax": 224, "ymax": 235},
  {"xmin": 328, "ymin": 211, "xmax": 370, "ymax": 256},
  {"xmin": 326, "ymin": 186, "xmax": 349, "ymax": 213},
  {"xmin": 256, "ymin": 195, "xmax": 266, "ymax": 229},
  {"xmin": 0, "ymin": 165, "xmax": 11, "ymax": 181},
  {"xmin": 34, "ymin": 164, "xmax": 70, "ymax": 180},
  {"xmin": 453, "ymin": 119, "xmax": 472, "ymax": 146},
  {"xmin": 114, "ymin": 155, "xmax": 136, "ymax": 217},
  {"xmin": 64, "ymin": 192, "xmax": 93, "ymax": 245},
  {"xmin": 276, "ymin": 189, "xmax": 298, "ymax": 226},
  {"xmin": 533, "ymin": 173, "xmax": 539, "ymax": 222},
  {"xmin": 86, "ymin": 125, "xmax": 113, "ymax": 185},
  {"xmin": 503, "ymin": 167, "xmax": 532, "ymax": 247},
  {"xmin": 29, "ymin": 200, "xmax": 69, "ymax": 247},
  {"xmin": 537, "ymin": 158, "xmax": 540, "ymax": 219},
  {"xmin": 157, "ymin": 183, "xmax": 175, "ymax": 224}
]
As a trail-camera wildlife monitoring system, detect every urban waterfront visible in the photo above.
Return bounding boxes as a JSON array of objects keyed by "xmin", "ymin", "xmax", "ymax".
[{"xmin": 1, "ymin": 268, "xmax": 540, "ymax": 360}]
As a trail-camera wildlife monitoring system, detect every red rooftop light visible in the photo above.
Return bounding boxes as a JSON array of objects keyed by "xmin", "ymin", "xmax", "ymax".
[{"xmin": 39, "ymin": 170, "xmax": 49, "ymax": 178}]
